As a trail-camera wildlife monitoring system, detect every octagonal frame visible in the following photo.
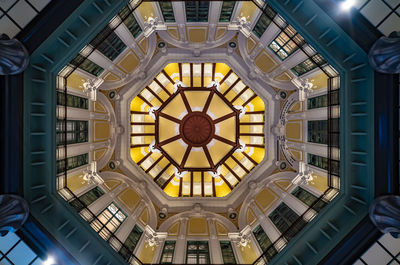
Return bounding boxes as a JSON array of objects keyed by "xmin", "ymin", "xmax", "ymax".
[
  {"xmin": 22, "ymin": 0, "xmax": 374, "ymax": 265},
  {"xmin": 152, "ymin": 84, "xmax": 241, "ymax": 173}
]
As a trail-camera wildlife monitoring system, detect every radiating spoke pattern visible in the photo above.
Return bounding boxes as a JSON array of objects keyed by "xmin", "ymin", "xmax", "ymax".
[{"xmin": 130, "ymin": 63, "xmax": 265, "ymax": 197}]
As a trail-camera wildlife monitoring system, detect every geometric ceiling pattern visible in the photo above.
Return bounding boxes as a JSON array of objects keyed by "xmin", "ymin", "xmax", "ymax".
[{"xmin": 130, "ymin": 63, "xmax": 265, "ymax": 197}]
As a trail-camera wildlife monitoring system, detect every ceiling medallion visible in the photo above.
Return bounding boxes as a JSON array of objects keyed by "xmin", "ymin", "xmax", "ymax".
[{"xmin": 151, "ymin": 83, "xmax": 243, "ymax": 174}]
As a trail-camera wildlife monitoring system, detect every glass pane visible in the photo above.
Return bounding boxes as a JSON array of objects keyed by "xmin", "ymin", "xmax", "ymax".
[
  {"xmin": 0, "ymin": 232, "xmax": 19, "ymax": 253},
  {"xmin": 7, "ymin": 240, "xmax": 36, "ymax": 265},
  {"xmin": 159, "ymin": 1, "xmax": 175, "ymax": 22}
]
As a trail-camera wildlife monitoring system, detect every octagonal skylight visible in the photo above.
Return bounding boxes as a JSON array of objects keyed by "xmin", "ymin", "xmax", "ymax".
[{"xmin": 130, "ymin": 63, "xmax": 265, "ymax": 197}]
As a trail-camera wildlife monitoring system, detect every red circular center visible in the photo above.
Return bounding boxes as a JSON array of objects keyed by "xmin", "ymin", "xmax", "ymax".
[{"xmin": 180, "ymin": 112, "xmax": 214, "ymax": 147}]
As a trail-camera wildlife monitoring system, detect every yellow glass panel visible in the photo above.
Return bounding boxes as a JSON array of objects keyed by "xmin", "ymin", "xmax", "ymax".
[
  {"xmin": 185, "ymin": 150, "xmax": 210, "ymax": 168},
  {"xmin": 149, "ymin": 97, "xmax": 162, "ymax": 107},
  {"xmin": 157, "ymin": 157, "xmax": 170, "ymax": 168},
  {"xmin": 204, "ymin": 76, "xmax": 212, "ymax": 86},
  {"xmin": 224, "ymin": 157, "xmax": 237, "ymax": 169},
  {"xmin": 130, "ymin": 147, "xmax": 147, "ymax": 163},
  {"xmin": 159, "ymin": 117, "xmax": 178, "ymax": 142},
  {"xmin": 204, "ymin": 173, "xmax": 212, "ymax": 182},
  {"xmin": 144, "ymin": 125, "xmax": 155, "ymax": 134},
  {"xmin": 164, "ymin": 182, "xmax": 180, "ymax": 197},
  {"xmin": 208, "ymin": 140, "xmax": 233, "ymax": 164},
  {"xmin": 233, "ymin": 152, "xmax": 244, "ymax": 161},
  {"xmin": 157, "ymin": 90, "xmax": 169, "ymax": 102},
  {"xmin": 164, "ymin": 63, "xmax": 179, "ymax": 79},
  {"xmin": 247, "ymin": 96, "xmax": 265, "ymax": 111},
  {"xmin": 219, "ymin": 83, "xmax": 230, "ymax": 94},
  {"xmin": 208, "ymin": 95, "xmax": 232, "ymax": 118},
  {"xmin": 248, "ymin": 147, "xmax": 265, "ymax": 163},
  {"xmin": 182, "ymin": 76, "xmax": 190, "ymax": 85},
  {"xmin": 185, "ymin": 91, "xmax": 209, "ymax": 110},
  {"xmin": 224, "ymin": 90, "xmax": 236, "ymax": 102},
  {"xmin": 131, "ymin": 97, "xmax": 146, "ymax": 111},
  {"xmin": 193, "ymin": 172, "xmax": 202, "ymax": 182},
  {"xmin": 216, "ymin": 116, "xmax": 236, "ymax": 142},
  {"xmin": 220, "ymin": 164, "xmax": 230, "ymax": 175},
  {"xmin": 215, "ymin": 182, "xmax": 231, "ymax": 197},
  {"xmin": 162, "ymin": 94, "xmax": 186, "ymax": 117},
  {"xmin": 162, "ymin": 141, "xmax": 186, "ymax": 165},
  {"xmin": 192, "ymin": 77, "xmax": 202, "ymax": 87},
  {"xmin": 165, "ymin": 82, "xmax": 174, "ymax": 94},
  {"xmin": 215, "ymin": 63, "xmax": 231, "ymax": 77},
  {"xmin": 232, "ymin": 97, "xmax": 245, "ymax": 106}
]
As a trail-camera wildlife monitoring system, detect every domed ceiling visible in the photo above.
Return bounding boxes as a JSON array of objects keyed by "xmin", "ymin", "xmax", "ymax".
[
  {"xmin": 33, "ymin": 0, "xmax": 359, "ymax": 263},
  {"xmin": 130, "ymin": 63, "xmax": 265, "ymax": 197}
]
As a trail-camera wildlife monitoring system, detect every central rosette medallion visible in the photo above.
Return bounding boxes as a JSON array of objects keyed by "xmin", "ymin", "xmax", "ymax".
[{"xmin": 181, "ymin": 112, "xmax": 214, "ymax": 146}]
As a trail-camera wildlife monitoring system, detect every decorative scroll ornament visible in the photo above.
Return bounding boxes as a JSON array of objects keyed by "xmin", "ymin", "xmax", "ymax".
[
  {"xmin": 0, "ymin": 195, "xmax": 29, "ymax": 236},
  {"xmin": 144, "ymin": 16, "xmax": 159, "ymax": 31},
  {"xmin": 369, "ymin": 31, "xmax": 400, "ymax": 74},
  {"xmin": 230, "ymin": 225, "xmax": 252, "ymax": 248},
  {"xmin": 144, "ymin": 226, "xmax": 160, "ymax": 247},
  {"xmin": 82, "ymin": 162, "xmax": 104, "ymax": 185},
  {"xmin": 173, "ymin": 80, "xmax": 187, "ymax": 93},
  {"xmin": 148, "ymin": 106, "xmax": 159, "ymax": 120},
  {"xmin": 83, "ymin": 78, "xmax": 103, "ymax": 101},
  {"xmin": 0, "ymin": 34, "xmax": 29, "ymax": 75},
  {"xmin": 206, "ymin": 79, "xmax": 220, "ymax": 92},
  {"xmin": 272, "ymin": 122, "xmax": 285, "ymax": 137},
  {"xmin": 208, "ymin": 166, "xmax": 222, "ymax": 178},
  {"xmin": 174, "ymin": 167, "xmax": 188, "ymax": 179},
  {"xmin": 292, "ymin": 161, "xmax": 313, "ymax": 185},
  {"xmin": 292, "ymin": 77, "xmax": 313, "ymax": 101},
  {"xmin": 235, "ymin": 138, "xmax": 246, "ymax": 153},
  {"xmin": 236, "ymin": 16, "xmax": 250, "ymax": 31},
  {"xmin": 369, "ymin": 195, "xmax": 400, "ymax": 238},
  {"xmin": 148, "ymin": 140, "xmax": 161, "ymax": 153},
  {"xmin": 234, "ymin": 105, "xmax": 246, "ymax": 119}
]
